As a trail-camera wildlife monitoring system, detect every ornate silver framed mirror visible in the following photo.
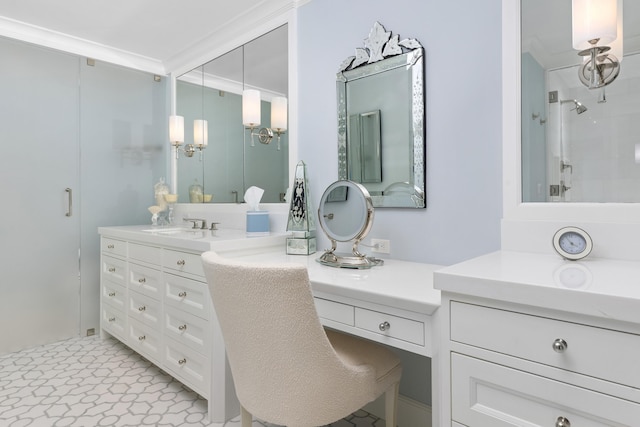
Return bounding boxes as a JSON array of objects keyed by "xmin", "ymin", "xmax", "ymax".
[
  {"xmin": 337, "ymin": 22, "xmax": 426, "ymax": 208},
  {"xmin": 317, "ymin": 180, "xmax": 383, "ymax": 269}
]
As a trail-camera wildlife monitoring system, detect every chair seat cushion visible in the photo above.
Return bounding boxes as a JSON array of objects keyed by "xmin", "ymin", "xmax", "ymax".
[{"xmin": 326, "ymin": 328, "xmax": 402, "ymax": 398}]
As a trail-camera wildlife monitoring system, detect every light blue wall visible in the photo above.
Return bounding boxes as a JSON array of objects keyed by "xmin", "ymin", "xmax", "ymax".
[{"xmin": 297, "ymin": 0, "xmax": 503, "ymax": 266}]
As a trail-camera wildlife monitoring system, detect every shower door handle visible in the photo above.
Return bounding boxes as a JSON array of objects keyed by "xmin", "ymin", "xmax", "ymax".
[{"xmin": 65, "ymin": 188, "xmax": 73, "ymax": 217}]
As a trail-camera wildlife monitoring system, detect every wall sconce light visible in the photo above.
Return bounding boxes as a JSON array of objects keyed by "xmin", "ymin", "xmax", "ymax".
[
  {"xmin": 242, "ymin": 90, "xmax": 287, "ymax": 151},
  {"xmin": 572, "ymin": 0, "xmax": 622, "ymax": 89},
  {"xmin": 169, "ymin": 115, "xmax": 208, "ymax": 159}
]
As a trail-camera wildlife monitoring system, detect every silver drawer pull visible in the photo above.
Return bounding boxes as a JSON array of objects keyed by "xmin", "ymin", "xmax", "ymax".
[
  {"xmin": 379, "ymin": 321, "xmax": 391, "ymax": 331},
  {"xmin": 138, "ymin": 306, "xmax": 146, "ymax": 312},
  {"xmin": 108, "ymin": 292, "xmax": 116, "ymax": 297},
  {"xmin": 138, "ymin": 335, "xmax": 146, "ymax": 341},
  {"xmin": 178, "ymin": 324, "xmax": 187, "ymax": 331},
  {"xmin": 108, "ymin": 317, "xmax": 116, "ymax": 322},
  {"xmin": 178, "ymin": 358, "xmax": 187, "ymax": 365},
  {"xmin": 138, "ymin": 278, "xmax": 146, "ymax": 284},
  {"xmin": 552, "ymin": 338, "xmax": 568, "ymax": 353},
  {"xmin": 178, "ymin": 291, "xmax": 187, "ymax": 298},
  {"xmin": 177, "ymin": 259, "xmax": 186, "ymax": 266},
  {"xmin": 108, "ymin": 267, "xmax": 116, "ymax": 273},
  {"xmin": 107, "ymin": 244, "xmax": 115, "ymax": 249},
  {"xmin": 555, "ymin": 416, "xmax": 571, "ymax": 427}
]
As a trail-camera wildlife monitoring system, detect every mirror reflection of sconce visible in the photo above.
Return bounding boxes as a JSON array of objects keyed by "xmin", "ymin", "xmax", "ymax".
[
  {"xmin": 572, "ymin": 0, "xmax": 623, "ymax": 89},
  {"xmin": 242, "ymin": 90, "xmax": 287, "ymax": 150},
  {"xmin": 169, "ymin": 115, "xmax": 208, "ymax": 160}
]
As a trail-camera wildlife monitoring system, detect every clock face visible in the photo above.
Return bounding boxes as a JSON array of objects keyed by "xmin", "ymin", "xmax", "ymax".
[
  {"xmin": 552, "ymin": 227, "xmax": 593, "ymax": 261},
  {"xmin": 558, "ymin": 231, "xmax": 587, "ymax": 255}
]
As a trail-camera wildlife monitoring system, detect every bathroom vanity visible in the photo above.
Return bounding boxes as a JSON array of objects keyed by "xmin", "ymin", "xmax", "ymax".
[
  {"xmin": 434, "ymin": 251, "xmax": 640, "ymax": 426},
  {"xmin": 98, "ymin": 225, "xmax": 442, "ymax": 423}
]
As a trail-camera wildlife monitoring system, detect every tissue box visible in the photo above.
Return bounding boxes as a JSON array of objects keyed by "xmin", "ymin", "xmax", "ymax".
[{"xmin": 246, "ymin": 211, "xmax": 269, "ymax": 234}]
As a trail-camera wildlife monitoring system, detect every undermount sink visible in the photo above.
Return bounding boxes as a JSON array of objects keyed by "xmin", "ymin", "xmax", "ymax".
[{"xmin": 141, "ymin": 227, "xmax": 192, "ymax": 234}]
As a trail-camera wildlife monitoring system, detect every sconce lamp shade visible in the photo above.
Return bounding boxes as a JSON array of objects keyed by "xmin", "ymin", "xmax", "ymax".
[
  {"xmin": 271, "ymin": 97, "xmax": 288, "ymax": 131},
  {"xmin": 194, "ymin": 119, "xmax": 208, "ymax": 148},
  {"xmin": 572, "ymin": 0, "xmax": 617, "ymax": 50},
  {"xmin": 242, "ymin": 89, "xmax": 261, "ymax": 127},
  {"xmin": 169, "ymin": 115, "xmax": 184, "ymax": 145},
  {"xmin": 609, "ymin": 0, "xmax": 623, "ymax": 62}
]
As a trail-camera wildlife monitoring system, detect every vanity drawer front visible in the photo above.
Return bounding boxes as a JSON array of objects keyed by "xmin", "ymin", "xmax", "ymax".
[
  {"xmin": 315, "ymin": 298, "xmax": 355, "ymax": 326},
  {"xmin": 164, "ymin": 337, "xmax": 209, "ymax": 397},
  {"xmin": 164, "ymin": 273, "xmax": 210, "ymax": 320},
  {"xmin": 128, "ymin": 290, "xmax": 161, "ymax": 328},
  {"xmin": 450, "ymin": 302, "xmax": 640, "ymax": 388},
  {"xmin": 129, "ymin": 242, "xmax": 161, "ymax": 265},
  {"xmin": 164, "ymin": 305, "xmax": 209, "ymax": 354},
  {"xmin": 102, "ymin": 280, "xmax": 126, "ymax": 311},
  {"xmin": 102, "ymin": 255, "xmax": 126, "ymax": 285},
  {"xmin": 128, "ymin": 317, "xmax": 162, "ymax": 365},
  {"xmin": 101, "ymin": 304, "xmax": 126, "ymax": 341},
  {"xmin": 163, "ymin": 249, "xmax": 204, "ymax": 277},
  {"xmin": 101, "ymin": 237, "xmax": 127, "ymax": 258},
  {"xmin": 355, "ymin": 308, "xmax": 424, "ymax": 345},
  {"xmin": 451, "ymin": 353, "xmax": 639, "ymax": 427},
  {"xmin": 128, "ymin": 262, "xmax": 161, "ymax": 299}
]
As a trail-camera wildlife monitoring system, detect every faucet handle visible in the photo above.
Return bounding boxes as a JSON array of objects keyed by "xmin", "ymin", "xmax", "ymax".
[
  {"xmin": 183, "ymin": 218, "xmax": 205, "ymax": 229},
  {"xmin": 210, "ymin": 222, "xmax": 220, "ymax": 231}
]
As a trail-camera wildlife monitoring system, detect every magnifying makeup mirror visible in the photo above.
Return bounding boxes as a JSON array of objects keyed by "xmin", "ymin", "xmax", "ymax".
[{"xmin": 317, "ymin": 180, "xmax": 383, "ymax": 268}]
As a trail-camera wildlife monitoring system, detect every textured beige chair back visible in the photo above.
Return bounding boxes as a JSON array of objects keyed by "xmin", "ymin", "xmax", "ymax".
[{"xmin": 201, "ymin": 251, "xmax": 397, "ymax": 427}]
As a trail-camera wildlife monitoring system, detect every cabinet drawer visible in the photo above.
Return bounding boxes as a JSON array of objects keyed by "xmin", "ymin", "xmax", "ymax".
[
  {"xmin": 163, "ymin": 249, "xmax": 204, "ymax": 277},
  {"xmin": 451, "ymin": 353, "xmax": 639, "ymax": 427},
  {"xmin": 128, "ymin": 290, "xmax": 161, "ymax": 328},
  {"xmin": 355, "ymin": 308, "xmax": 424, "ymax": 345},
  {"xmin": 164, "ymin": 273, "xmax": 210, "ymax": 320},
  {"xmin": 102, "ymin": 255, "xmax": 126, "ymax": 285},
  {"xmin": 164, "ymin": 305, "xmax": 209, "ymax": 354},
  {"xmin": 101, "ymin": 304, "xmax": 126, "ymax": 341},
  {"xmin": 164, "ymin": 337, "xmax": 209, "ymax": 397},
  {"xmin": 450, "ymin": 302, "xmax": 640, "ymax": 388},
  {"xmin": 129, "ymin": 242, "xmax": 161, "ymax": 265},
  {"xmin": 315, "ymin": 298, "xmax": 354, "ymax": 326},
  {"xmin": 101, "ymin": 237, "xmax": 127, "ymax": 258},
  {"xmin": 128, "ymin": 317, "xmax": 162, "ymax": 364},
  {"xmin": 128, "ymin": 262, "xmax": 161, "ymax": 299},
  {"xmin": 102, "ymin": 280, "xmax": 126, "ymax": 311}
]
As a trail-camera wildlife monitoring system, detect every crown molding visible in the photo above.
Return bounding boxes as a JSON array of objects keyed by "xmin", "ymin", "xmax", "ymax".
[
  {"xmin": 164, "ymin": 0, "xmax": 300, "ymax": 76},
  {"xmin": 0, "ymin": 16, "xmax": 165, "ymax": 74}
]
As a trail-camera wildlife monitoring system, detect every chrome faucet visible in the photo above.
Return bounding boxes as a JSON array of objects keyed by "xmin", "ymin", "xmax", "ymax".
[{"xmin": 183, "ymin": 218, "xmax": 207, "ymax": 229}]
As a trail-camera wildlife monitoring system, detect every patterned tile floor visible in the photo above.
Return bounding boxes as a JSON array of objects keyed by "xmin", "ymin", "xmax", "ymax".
[{"xmin": 0, "ymin": 336, "xmax": 383, "ymax": 427}]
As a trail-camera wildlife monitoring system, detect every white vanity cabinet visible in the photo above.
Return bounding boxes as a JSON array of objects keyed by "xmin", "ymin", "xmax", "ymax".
[
  {"xmin": 435, "ymin": 251, "xmax": 640, "ymax": 427},
  {"xmin": 98, "ymin": 227, "xmax": 277, "ymax": 423}
]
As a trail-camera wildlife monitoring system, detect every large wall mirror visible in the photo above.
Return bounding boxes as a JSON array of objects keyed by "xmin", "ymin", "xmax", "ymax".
[
  {"xmin": 337, "ymin": 22, "xmax": 425, "ymax": 209},
  {"xmin": 521, "ymin": 0, "xmax": 640, "ymax": 204},
  {"xmin": 176, "ymin": 24, "xmax": 288, "ymax": 204}
]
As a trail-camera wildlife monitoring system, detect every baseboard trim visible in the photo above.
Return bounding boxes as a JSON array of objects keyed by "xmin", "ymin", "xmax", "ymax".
[{"xmin": 363, "ymin": 394, "xmax": 432, "ymax": 427}]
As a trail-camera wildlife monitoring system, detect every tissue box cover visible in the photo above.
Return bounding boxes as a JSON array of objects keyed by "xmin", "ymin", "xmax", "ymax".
[{"xmin": 246, "ymin": 211, "xmax": 269, "ymax": 233}]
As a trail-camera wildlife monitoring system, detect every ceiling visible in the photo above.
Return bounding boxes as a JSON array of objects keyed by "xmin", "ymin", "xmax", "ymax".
[{"xmin": 0, "ymin": 0, "xmax": 295, "ymax": 74}]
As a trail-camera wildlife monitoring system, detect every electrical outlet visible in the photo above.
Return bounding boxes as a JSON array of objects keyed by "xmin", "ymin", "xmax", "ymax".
[{"xmin": 371, "ymin": 238, "xmax": 390, "ymax": 254}]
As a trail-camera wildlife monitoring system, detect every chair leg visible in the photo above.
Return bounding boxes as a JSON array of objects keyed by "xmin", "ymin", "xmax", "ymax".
[
  {"xmin": 241, "ymin": 405, "xmax": 252, "ymax": 427},
  {"xmin": 384, "ymin": 382, "xmax": 400, "ymax": 427}
]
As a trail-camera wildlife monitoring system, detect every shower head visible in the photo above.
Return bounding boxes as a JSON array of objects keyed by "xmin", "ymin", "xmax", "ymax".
[{"xmin": 560, "ymin": 99, "xmax": 588, "ymax": 115}]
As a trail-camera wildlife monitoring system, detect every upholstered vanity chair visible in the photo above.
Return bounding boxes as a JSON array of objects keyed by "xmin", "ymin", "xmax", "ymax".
[{"xmin": 201, "ymin": 251, "xmax": 402, "ymax": 427}]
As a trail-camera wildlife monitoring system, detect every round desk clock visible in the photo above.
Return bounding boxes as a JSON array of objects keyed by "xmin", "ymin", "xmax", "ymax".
[{"xmin": 552, "ymin": 226, "xmax": 593, "ymax": 261}]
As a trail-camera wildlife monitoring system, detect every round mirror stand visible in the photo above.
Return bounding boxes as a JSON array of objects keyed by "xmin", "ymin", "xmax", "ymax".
[{"xmin": 317, "ymin": 180, "xmax": 383, "ymax": 269}]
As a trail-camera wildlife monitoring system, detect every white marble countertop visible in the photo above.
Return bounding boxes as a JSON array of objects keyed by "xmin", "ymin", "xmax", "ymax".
[
  {"xmin": 228, "ymin": 251, "xmax": 443, "ymax": 315},
  {"xmin": 435, "ymin": 250, "xmax": 640, "ymax": 325},
  {"xmin": 98, "ymin": 225, "xmax": 287, "ymax": 253}
]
